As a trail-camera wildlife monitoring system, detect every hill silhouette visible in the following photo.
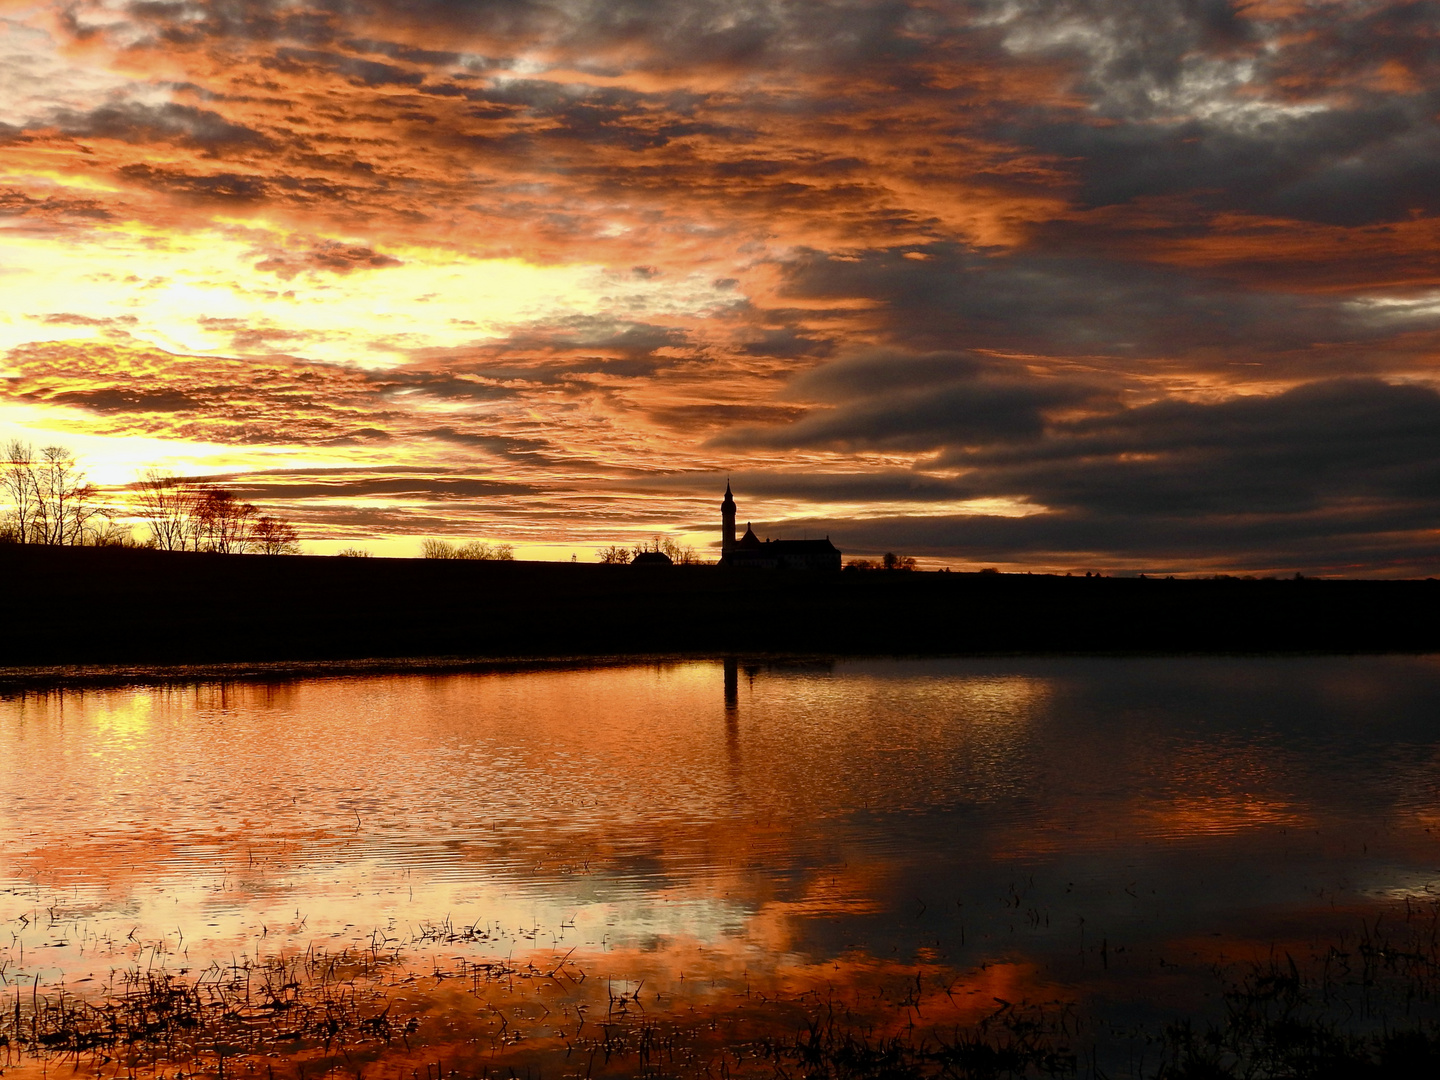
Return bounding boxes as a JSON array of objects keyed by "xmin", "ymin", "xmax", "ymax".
[{"xmin": 2, "ymin": 545, "xmax": 1437, "ymax": 667}]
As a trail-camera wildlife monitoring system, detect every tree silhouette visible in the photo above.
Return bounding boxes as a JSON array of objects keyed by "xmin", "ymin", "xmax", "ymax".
[
  {"xmin": 2, "ymin": 441, "xmax": 109, "ymax": 545},
  {"xmin": 135, "ymin": 470, "xmax": 298, "ymax": 553},
  {"xmin": 421, "ymin": 539, "xmax": 514, "ymax": 560},
  {"xmin": 253, "ymin": 516, "xmax": 301, "ymax": 555},
  {"xmin": 193, "ymin": 488, "xmax": 260, "ymax": 553},
  {"xmin": 630, "ymin": 534, "xmax": 703, "ymax": 565},
  {"xmin": 1, "ymin": 440, "xmax": 41, "ymax": 542},
  {"xmin": 135, "ymin": 470, "xmax": 198, "ymax": 551}
]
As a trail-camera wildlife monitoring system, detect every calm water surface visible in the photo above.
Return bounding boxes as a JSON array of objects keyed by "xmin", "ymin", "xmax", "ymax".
[{"xmin": 3, "ymin": 656, "xmax": 1440, "ymax": 1070}]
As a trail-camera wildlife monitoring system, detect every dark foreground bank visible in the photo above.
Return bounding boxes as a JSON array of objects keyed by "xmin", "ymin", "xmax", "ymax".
[{"xmin": 2, "ymin": 545, "xmax": 1438, "ymax": 666}]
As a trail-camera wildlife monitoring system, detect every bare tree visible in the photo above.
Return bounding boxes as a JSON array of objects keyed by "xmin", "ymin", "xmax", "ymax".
[
  {"xmin": 253, "ymin": 515, "xmax": 301, "ymax": 555},
  {"xmin": 135, "ymin": 470, "xmax": 198, "ymax": 551},
  {"xmin": 88, "ymin": 516, "xmax": 139, "ymax": 547},
  {"xmin": 194, "ymin": 488, "xmax": 260, "ymax": 553},
  {"xmin": 32, "ymin": 445, "xmax": 104, "ymax": 544},
  {"xmin": 1, "ymin": 440, "xmax": 39, "ymax": 542},
  {"xmin": 459, "ymin": 541, "xmax": 513, "ymax": 561},
  {"xmin": 422, "ymin": 538, "xmax": 514, "ymax": 560},
  {"xmin": 135, "ymin": 471, "xmax": 296, "ymax": 554},
  {"xmin": 1, "ymin": 442, "xmax": 107, "ymax": 545},
  {"xmin": 598, "ymin": 545, "xmax": 631, "ymax": 564},
  {"xmin": 632, "ymin": 534, "xmax": 702, "ymax": 565}
]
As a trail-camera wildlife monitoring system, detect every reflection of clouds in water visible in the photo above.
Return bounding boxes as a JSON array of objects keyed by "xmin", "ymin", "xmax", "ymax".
[
  {"xmin": 0, "ymin": 662, "xmax": 1051, "ymax": 985},
  {"xmin": 1140, "ymin": 793, "xmax": 1309, "ymax": 840},
  {"xmin": 1135, "ymin": 741, "xmax": 1311, "ymax": 840},
  {"xmin": 1379, "ymin": 750, "xmax": 1440, "ymax": 824},
  {"xmin": 741, "ymin": 669, "xmax": 1048, "ymax": 811},
  {"xmin": 1361, "ymin": 870, "xmax": 1440, "ymax": 901},
  {"xmin": 5, "ymin": 657, "xmax": 1440, "ymax": 1006}
]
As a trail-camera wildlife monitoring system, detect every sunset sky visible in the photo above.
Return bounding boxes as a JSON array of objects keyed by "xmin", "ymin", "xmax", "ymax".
[{"xmin": 3, "ymin": 0, "xmax": 1440, "ymax": 572}]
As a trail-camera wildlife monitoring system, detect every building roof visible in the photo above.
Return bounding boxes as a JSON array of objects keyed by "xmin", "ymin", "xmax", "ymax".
[
  {"xmin": 765, "ymin": 538, "xmax": 840, "ymax": 553},
  {"xmin": 631, "ymin": 550, "xmax": 673, "ymax": 565}
]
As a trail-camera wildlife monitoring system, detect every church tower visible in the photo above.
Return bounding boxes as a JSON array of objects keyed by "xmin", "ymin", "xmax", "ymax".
[{"xmin": 721, "ymin": 481, "xmax": 736, "ymax": 554}]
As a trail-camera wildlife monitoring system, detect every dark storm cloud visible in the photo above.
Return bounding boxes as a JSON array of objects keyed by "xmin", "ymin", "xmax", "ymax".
[
  {"xmin": 1021, "ymin": 100, "xmax": 1440, "ymax": 226},
  {"xmin": 114, "ymin": 0, "xmax": 939, "ymax": 72},
  {"xmin": 776, "ymin": 244, "xmax": 1439, "ymax": 367},
  {"xmin": 221, "ymin": 475, "xmax": 540, "ymax": 501},
  {"xmin": 338, "ymin": 39, "xmax": 467, "ymax": 67},
  {"xmin": 989, "ymin": 1, "xmax": 1440, "ymax": 225},
  {"xmin": 112, "ymin": 0, "xmax": 342, "ymax": 47},
  {"xmin": 632, "ymin": 468, "xmax": 979, "ymax": 503},
  {"xmin": 366, "ymin": 0, "xmax": 934, "ymax": 73},
  {"xmin": 723, "ymin": 371, "xmax": 1440, "ymax": 572},
  {"xmin": 114, "ymin": 162, "xmax": 365, "ymax": 207},
  {"xmin": 400, "ymin": 318, "xmax": 696, "ymax": 386},
  {"xmin": 52, "ymin": 102, "xmax": 271, "ymax": 149},
  {"xmin": 369, "ymin": 370, "xmax": 521, "ymax": 402},
  {"xmin": 0, "ymin": 188, "xmax": 112, "ymax": 224},
  {"xmin": 647, "ymin": 403, "xmax": 807, "ymax": 432},
  {"xmin": 446, "ymin": 78, "xmax": 741, "ymax": 153},
  {"xmin": 803, "ymin": 506, "xmax": 1440, "ymax": 575},
  {"xmin": 116, "ymin": 163, "xmax": 270, "ymax": 202},
  {"xmin": 957, "ymin": 378, "xmax": 1440, "ymax": 517},
  {"xmin": 422, "ymin": 426, "xmax": 556, "ymax": 459},
  {"xmin": 993, "ymin": 0, "xmax": 1252, "ymax": 116},
  {"xmin": 740, "ymin": 327, "xmax": 833, "ymax": 359},
  {"xmin": 477, "ymin": 317, "xmax": 690, "ymax": 359},
  {"xmin": 715, "ymin": 349, "xmax": 1110, "ymax": 451},
  {"xmin": 265, "ymin": 48, "xmax": 427, "ymax": 86},
  {"xmin": 47, "ymin": 387, "xmax": 208, "ymax": 413}
]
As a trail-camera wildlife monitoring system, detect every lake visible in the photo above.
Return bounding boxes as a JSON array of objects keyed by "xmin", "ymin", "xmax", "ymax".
[{"xmin": 3, "ymin": 656, "xmax": 1440, "ymax": 1077}]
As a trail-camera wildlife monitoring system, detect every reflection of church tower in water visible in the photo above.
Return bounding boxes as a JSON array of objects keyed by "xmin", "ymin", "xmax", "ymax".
[
  {"xmin": 722, "ymin": 657, "xmax": 741, "ymax": 774},
  {"xmin": 721, "ymin": 481, "xmax": 736, "ymax": 555}
]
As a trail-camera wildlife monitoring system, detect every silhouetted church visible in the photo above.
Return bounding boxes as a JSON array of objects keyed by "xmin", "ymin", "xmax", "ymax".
[{"xmin": 719, "ymin": 482, "xmax": 841, "ymax": 570}]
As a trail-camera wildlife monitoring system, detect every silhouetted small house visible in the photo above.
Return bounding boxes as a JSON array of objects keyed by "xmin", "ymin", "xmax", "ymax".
[
  {"xmin": 718, "ymin": 482, "xmax": 841, "ymax": 570},
  {"xmin": 631, "ymin": 550, "xmax": 673, "ymax": 566}
]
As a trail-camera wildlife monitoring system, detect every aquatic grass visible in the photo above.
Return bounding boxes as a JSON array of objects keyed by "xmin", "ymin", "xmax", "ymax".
[
  {"xmin": 9, "ymin": 903, "xmax": 1440, "ymax": 1079},
  {"xmin": 1151, "ymin": 924, "xmax": 1440, "ymax": 1078},
  {"xmin": 0, "ymin": 947, "xmax": 412, "ymax": 1072}
]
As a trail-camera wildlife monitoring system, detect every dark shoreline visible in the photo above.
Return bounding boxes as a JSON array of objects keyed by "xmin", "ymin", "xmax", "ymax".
[
  {"xmin": 4, "ymin": 647, "xmax": 1439, "ymax": 695},
  {"xmin": 3, "ymin": 544, "xmax": 1439, "ymax": 673}
]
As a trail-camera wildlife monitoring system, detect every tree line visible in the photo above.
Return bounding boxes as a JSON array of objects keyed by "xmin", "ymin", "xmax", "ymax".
[
  {"xmin": 845, "ymin": 552, "xmax": 917, "ymax": 571},
  {"xmin": 421, "ymin": 539, "xmax": 514, "ymax": 561},
  {"xmin": 0, "ymin": 441, "xmax": 117, "ymax": 545},
  {"xmin": 1, "ymin": 440, "xmax": 300, "ymax": 554},
  {"xmin": 598, "ymin": 535, "xmax": 704, "ymax": 565},
  {"xmin": 135, "ymin": 469, "xmax": 300, "ymax": 554}
]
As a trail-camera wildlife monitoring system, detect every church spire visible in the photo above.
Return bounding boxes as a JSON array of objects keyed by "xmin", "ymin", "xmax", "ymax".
[{"xmin": 721, "ymin": 479, "xmax": 736, "ymax": 553}]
